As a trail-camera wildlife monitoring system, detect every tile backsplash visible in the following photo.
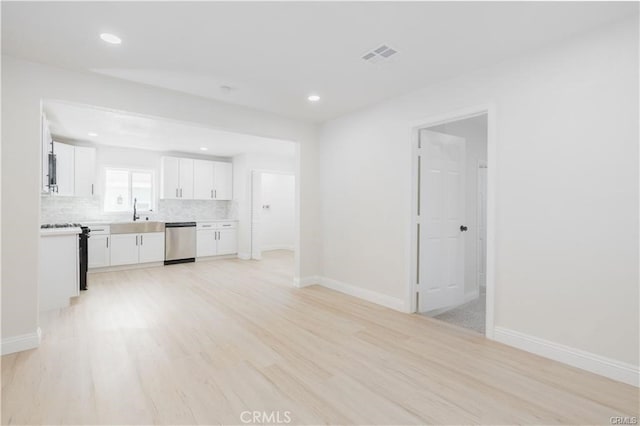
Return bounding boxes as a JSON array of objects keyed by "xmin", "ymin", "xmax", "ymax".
[{"xmin": 41, "ymin": 195, "xmax": 232, "ymax": 224}]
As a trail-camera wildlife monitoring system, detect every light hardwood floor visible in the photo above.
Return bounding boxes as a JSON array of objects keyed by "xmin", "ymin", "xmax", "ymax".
[{"xmin": 2, "ymin": 250, "xmax": 638, "ymax": 425}]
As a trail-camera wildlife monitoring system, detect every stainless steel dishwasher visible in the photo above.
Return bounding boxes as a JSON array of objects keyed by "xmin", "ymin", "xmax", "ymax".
[{"xmin": 164, "ymin": 222, "xmax": 197, "ymax": 265}]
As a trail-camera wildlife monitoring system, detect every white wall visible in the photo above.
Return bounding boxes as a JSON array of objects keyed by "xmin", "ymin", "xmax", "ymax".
[
  {"xmin": 430, "ymin": 116, "xmax": 488, "ymax": 296},
  {"xmin": 260, "ymin": 173, "xmax": 295, "ymax": 251},
  {"xmin": 232, "ymin": 152, "xmax": 295, "ymax": 259},
  {"xmin": 318, "ymin": 16, "xmax": 639, "ymax": 370},
  {"xmin": 1, "ymin": 56, "xmax": 319, "ymax": 349}
]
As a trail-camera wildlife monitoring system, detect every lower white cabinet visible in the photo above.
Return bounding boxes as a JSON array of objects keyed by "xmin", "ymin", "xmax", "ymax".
[
  {"xmin": 39, "ymin": 231, "xmax": 79, "ymax": 311},
  {"xmin": 94, "ymin": 231, "xmax": 165, "ymax": 267},
  {"xmin": 138, "ymin": 232, "xmax": 165, "ymax": 263},
  {"xmin": 196, "ymin": 222, "xmax": 237, "ymax": 257},
  {"xmin": 217, "ymin": 229, "xmax": 238, "ymax": 255},
  {"xmin": 196, "ymin": 229, "xmax": 217, "ymax": 257},
  {"xmin": 88, "ymin": 234, "xmax": 110, "ymax": 268},
  {"xmin": 110, "ymin": 233, "xmax": 139, "ymax": 266}
]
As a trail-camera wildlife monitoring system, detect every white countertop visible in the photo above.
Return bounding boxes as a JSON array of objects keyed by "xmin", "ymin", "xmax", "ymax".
[{"xmin": 40, "ymin": 227, "xmax": 83, "ymax": 237}]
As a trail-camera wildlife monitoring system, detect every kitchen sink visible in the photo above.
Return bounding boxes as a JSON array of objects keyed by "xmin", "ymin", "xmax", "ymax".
[{"xmin": 110, "ymin": 221, "xmax": 165, "ymax": 234}]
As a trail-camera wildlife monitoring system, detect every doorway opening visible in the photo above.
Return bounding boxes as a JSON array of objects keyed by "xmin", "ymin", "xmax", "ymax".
[
  {"xmin": 250, "ymin": 170, "xmax": 296, "ymax": 283},
  {"xmin": 411, "ymin": 109, "xmax": 492, "ymax": 336}
]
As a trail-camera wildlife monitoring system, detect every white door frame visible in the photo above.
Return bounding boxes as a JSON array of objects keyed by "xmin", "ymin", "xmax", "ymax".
[
  {"xmin": 408, "ymin": 104, "xmax": 497, "ymax": 339},
  {"xmin": 476, "ymin": 160, "xmax": 488, "ymax": 291},
  {"xmin": 250, "ymin": 169, "xmax": 296, "ymax": 261}
]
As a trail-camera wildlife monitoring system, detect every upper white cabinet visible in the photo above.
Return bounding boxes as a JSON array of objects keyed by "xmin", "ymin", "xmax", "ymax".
[
  {"xmin": 193, "ymin": 160, "xmax": 215, "ymax": 200},
  {"xmin": 193, "ymin": 159, "xmax": 233, "ymax": 200},
  {"xmin": 161, "ymin": 156, "xmax": 180, "ymax": 199},
  {"xmin": 213, "ymin": 162, "xmax": 233, "ymax": 200},
  {"xmin": 74, "ymin": 146, "xmax": 97, "ymax": 197},
  {"xmin": 161, "ymin": 156, "xmax": 194, "ymax": 199},
  {"xmin": 53, "ymin": 142, "xmax": 75, "ymax": 196},
  {"xmin": 163, "ymin": 156, "xmax": 232, "ymax": 200},
  {"xmin": 42, "ymin": 115, "xmax": 53, "ymax": 193},
  {"xmin": 179, "ymin": 158, "xmax": 194, "ymax": 199},
  {"xmin": 46, "ymin": 140, "xmax": 96, "ymax": 197}
]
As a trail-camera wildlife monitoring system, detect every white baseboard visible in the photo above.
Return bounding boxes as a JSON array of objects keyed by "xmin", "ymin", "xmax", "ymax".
[
  {"xmin": 317, "ymin": 276, "xmax": 408, "ymax": 312},
  {"xmin": 262, "ymin": 245, "xmax": 294, "ymax": 252},
  {"xmin": 2, "ymin": 328, "xmax": 42, "ymax": 355},
  {"xmin": 494, "ymin": 326, "xmax": 639, "ymax": 387},
  {"xmin": 237, "ymin": 252, "xmax": 251, "ymax": 260},
  {"xmin": 88, "ymin": 261, "xmax": 164, "ymax": 273},
  {"xmin": 294, "ymin": 275, "xmax": 321, "ymax": 288},
  {"xmin": 195, "ymin": 254, "xmax": 237, "ymax": 262}
]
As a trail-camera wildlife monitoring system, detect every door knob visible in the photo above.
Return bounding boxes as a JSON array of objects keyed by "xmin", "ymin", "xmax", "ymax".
[{"xmin": 460, "ymin": 225, "xmax": 468, "ymax": 232}]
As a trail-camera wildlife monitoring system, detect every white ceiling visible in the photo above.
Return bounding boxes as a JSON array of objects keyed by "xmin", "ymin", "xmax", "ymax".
[
  {"xmin": 43, "ymin": 101, "xmax": 295, "ymax": 157},
  {"xmin": 3, "ymin": 2, "xmax": 637, "ymax": 122}
]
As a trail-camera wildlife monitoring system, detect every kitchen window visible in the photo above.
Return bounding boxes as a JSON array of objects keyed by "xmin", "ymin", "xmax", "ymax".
[{"xmin": 104, "ymin": 168, "xmax": 154, "ymax": 212}]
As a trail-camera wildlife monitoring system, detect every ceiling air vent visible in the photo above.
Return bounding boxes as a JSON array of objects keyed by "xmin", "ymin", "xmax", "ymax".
[{"xmin": 362, "ymin": 45, "xmax": 398, "ymax": 64}]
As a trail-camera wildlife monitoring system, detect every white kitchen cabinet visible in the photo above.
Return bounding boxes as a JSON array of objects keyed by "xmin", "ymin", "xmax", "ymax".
[
  {"xmin": 193, "ymin": 159, "xmax": 215, "ymax": 200},
  {"xmin": 196, "ymin": 222, "xmax": 238, "ymax": 257},
  {"xmin": 161, "ymin": 156, "xmax": 180, "ymax": 199},
  {"xmin": 217, "ymin": 228, "xmax": 238, "ymax": 255},
  {"xmin": 106, "ymin": 232, "xmax": 165, "ymax": 267},
  {"xmin": 53, "ymin": 142, "xmax": 75, "ymax": 196},
  {"xmin": 179, "ymin": 158, "xmax": 194, "ymax": 199},
  {"xmin": 161, "ymin": 156, "xmax": 194, "ymax": 199},
  {"xmin": 196, "ymin": 228, "xmax": 217, "ymax": 257},
  {"xmin": 39, "ymin": 230, "xmax": 79, "ymax": 311},
  {"xmin": 213, "ymin": 161, "xmax": 233, "ymax": 200},
  {"xmin": 88, "ymin": 234, "xmax": 110, "ymax": 268},
  {"xmin": 74, "ymin": 146, "xmax": 96, "ymax": 197},
  {"xmin": 193, "ymin": 160, "xmax": 233, "ymax": 200},
  {"xmin": 109, "ymin": 233, "xmax": 139, "ymax": 266},
  {"xmin": 138, "ymin": 232, "xmax": 165, "ymax": 263},
  {"xmin": 42, "ymin": 114, "xmax": 53, "ymax": 193}
]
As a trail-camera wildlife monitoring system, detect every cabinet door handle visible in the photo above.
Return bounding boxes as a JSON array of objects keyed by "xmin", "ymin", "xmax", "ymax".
[
  {"xmin": 106, "ymin": 237, "xmax": 109, "ymax": 248},
  {"xmin": 140, "ymin": 234, "xmax": 143, "ymax": 245},
  {"xmin": 211, "ymin": 189, "xmax": 213, "ymax": 198},
  {"xmin": 180, "ymin": 188, "xmax": 183, "ymax": 198},
  {"xmin": 136, "ymin": 235, "xmax": 138, "ymax": 246},
  {"xmin": 175, "ymin": 188, "xmax": 178, "ymax": 197},
  {"xmin": 91, "ymin": 184, "xmax": 94, "ymax": 195},
  {"xmin": 214, "ymin": 189, "xmax": 217, "ymax": 198}
]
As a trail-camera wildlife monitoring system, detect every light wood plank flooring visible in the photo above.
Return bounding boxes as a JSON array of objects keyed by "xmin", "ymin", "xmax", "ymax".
[{"xmin": 2, "ymin": 250, "xmax": 638, "ymax": 425}]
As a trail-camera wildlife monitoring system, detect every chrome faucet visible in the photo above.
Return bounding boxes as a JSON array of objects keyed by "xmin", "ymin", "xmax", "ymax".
[{"xmin": 133, "ymin": 198, "xmax": 140, "ymax": 222}]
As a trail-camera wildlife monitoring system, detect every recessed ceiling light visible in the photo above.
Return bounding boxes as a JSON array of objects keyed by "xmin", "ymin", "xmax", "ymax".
[
  {"xmin": 100, "ymin": 33, "xmax": 122, "ymax": 45},
  {"xmin": 307, "ymin": 94, "xmax": 320, "ymax": 102},
  {"xmin": 88, "ymin": 132, "xmax": 98, "ymax": 137},
  {"xmin": 200, "ymin": 147, "xmax": 208, "ymax": 151}
]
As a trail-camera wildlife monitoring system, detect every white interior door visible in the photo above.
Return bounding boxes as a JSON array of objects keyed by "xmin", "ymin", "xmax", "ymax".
[
  {"xmin": 417, "ymin": 129, "xmax": 466, "ymax": 313},
  {"xmin": 259, "ymin": 173, "xmax": 295, "ymax": 251}
]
